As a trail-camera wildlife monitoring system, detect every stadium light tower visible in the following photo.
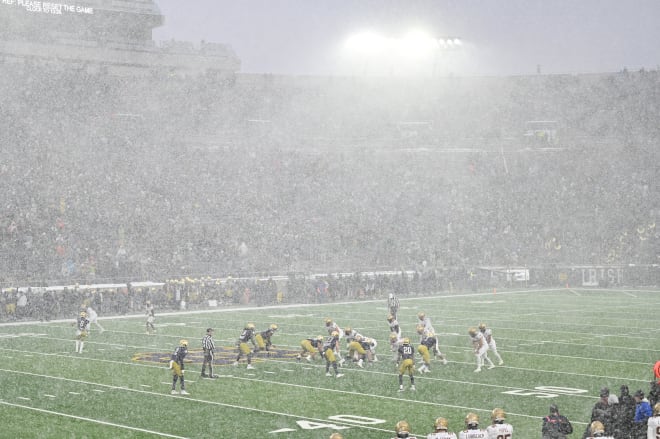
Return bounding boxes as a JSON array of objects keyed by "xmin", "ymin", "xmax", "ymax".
[{"xmin": 341, "ymin": 28, "xmax": 463, "ymax": 76}]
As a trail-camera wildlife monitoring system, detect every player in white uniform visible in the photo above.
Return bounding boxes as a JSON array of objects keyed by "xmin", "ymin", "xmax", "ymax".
[
  {"xmin": 469, "ymin": 327, "xmax": 495, "ymax": 373},
  {"xmin": 486, "ymin": 408, "xmax": 513, "ymax": 439},
  {"xmin": 85, "ymin": 306, "xmax": 105, "ymax": 333},
  {"xmin": 388, "ymin": 314, "xmax": 402, "ymax": 337},
  {"xmin": 417, "ymin": 312, "xmax": 436, "ymax": 333},
  {"xmin": 648, "ymin": 403, "xmax": 660, "ymax": 439},
  {"xmin": 459, "ymin": 413, "xmax": 488, "ymax": 439},
  {"xmin": 426, "ymin": 417, "xmax": 457, "ymax": 439},
  {"xmin": 392, "ymin": 420, "xmax": 418, "ymax": 439},
  {"xmin": 390, "ymin": 332, "xmax": 403, "ymax": 363},
  {"xmin": 479, "ymin": 323, "xmax": 503, "ymax": 365},
  {"xmin": 585, "ymin": 420, "xmax": 613, "ymax": 438}
]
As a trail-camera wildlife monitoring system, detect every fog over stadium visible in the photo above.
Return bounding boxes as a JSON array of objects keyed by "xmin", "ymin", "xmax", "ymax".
[{"xmin": 1, "ymin": 1, "xmax": 659, "ymax": 437}]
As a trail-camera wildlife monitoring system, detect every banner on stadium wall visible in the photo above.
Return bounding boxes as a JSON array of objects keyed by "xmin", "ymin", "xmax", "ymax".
[{"xmin": 580, "ymin": 266, "xmax": 623, "ymax": 287}]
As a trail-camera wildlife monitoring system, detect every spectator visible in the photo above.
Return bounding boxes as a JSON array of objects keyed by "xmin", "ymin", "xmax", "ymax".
[
  {"xmin": 542, "ymin": 404, "xmax": 573, "ymax": 439},
  {"xmin": 584, "ymin": 387, "xmax": 616, "ymax": 438},
  {"xmin": 632, "ymin": 390, "xmax": 652, "ymax": 438}
]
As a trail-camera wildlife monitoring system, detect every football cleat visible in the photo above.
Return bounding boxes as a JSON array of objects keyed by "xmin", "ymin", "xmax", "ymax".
[
  {"xmin": 180, "ymin": 390, "xmax": 189, "ymax": 395},
  {"xmin": 326, "ymin": 372, "xmax": 332, "ymax": 377},
  {"xmin": 398, "ymin": 385, "xmax": 404, "ymax": 392},
  {"xmin": 442, "ymin": 358, "xmax": 448, "ymax": 365},
  {"xmin": 499, "ymin": 360, "xmax": 504, "ymax": 365},
  {"xmin": 170, "ymin": 390, "xmax": 178, "ymax": 395},
  {"xmin": 246, "ymin": 364, "xmax": 255, "ymax": 370},
  {"xmin": 201, "ymin": 373, "xmax": 209, "ymax": 378},
  {"xmin": 474, "ymin": 368, "xmax": 482, "ymax": 373},
  {"xmin": 410, "ymin": 385, "xmax": 416, "ymax": 391},
  {"xmin": 335, "ymin": 373, "xmax": 344, "ymax": 378},
  {"xmin": 487, "ymin": 363, "xmax": 496, "ymax": 370},
  {"xmin": 232, "ymin": 361, "xmax": 238, "ymax": 366},
  {"xmin": 306, "ymin": 355, "xmax": 312, "ymax": 362},
  {"xmin": 357, "ymin": 359, "xmax": 364, "ymax": 368}
]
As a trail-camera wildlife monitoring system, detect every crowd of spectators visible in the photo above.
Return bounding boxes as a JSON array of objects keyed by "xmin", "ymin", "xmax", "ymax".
[{"xmin": 1, "ymin": 59, "xmax": 658, "ymax": 292}]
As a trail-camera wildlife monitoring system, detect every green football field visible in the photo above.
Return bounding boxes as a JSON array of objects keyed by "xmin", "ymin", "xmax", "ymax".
[{"xmin": 1, "ymin": 287, "xmax": 657, "ymax": 438}]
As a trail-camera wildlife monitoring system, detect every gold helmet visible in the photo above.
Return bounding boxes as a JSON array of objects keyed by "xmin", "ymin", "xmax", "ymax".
[
  {"xmin": 402, "ymin": 337, "xmax": 410, "ymax": 345},
  {"xmin": 417, "ymin": 312, "xmax": 425, "ymax": 320},
  {"xmin": 654, "ymin": 402, "xmax": 660, "ymax": 416},
  {"xmin": 491, "ymin": 408, "xmax": 506, "ymax": 422},
  {"xmin": 434, "ymin": 417, "xmax": 448, "ymax": 430},
  {"xmin": 329, "ymin": 433, "xmax": 344, "ymax": 439},
  {"xmin": 465, "ymin": 412, "xmax": 479, "ymax": 427},
  {"xmin": 331, "ymin": 330, "xmax": 339, "ymax": 337},
  {"xmin": 416, "ymin": 324, "xmax": 425, "ymax": 334},
  {"xmin": 590, "ymin": 420, "xmax": 605, "ymax": 435},
  {"xmin": 387, "ymin": 314, "xmax": 395, "ymax": 322},
  {"xmin": 246, "ymin": 322, "xmax": 255, "ymax": 330},
  {"xmin": 79, "ymin": 311, "xmax": 87, "ymax": 318},
  {"xmin": 468, "ymin": 326, "xmax": 478, "ymax": 336},
  {"xmin": 344, "ymin": 327, "xmax": 352, "ymax": 334},
  {"xmin": 324, "ymin": 317, "xmax": 333, "ymax": 325},
  {"xmin": 317, "ymin": 335, "xmax": 324, "ymax": 341},
  {"xmin": 395, "ymin": 420, "xmax": 411, "ymax": 434},
  {"xmin": 355, "ymin": 334, "xmax": 363, "ymax": 342},
  {"xmin": 179, "ymin": 339, "xmax": 188, "ymax": 347},
  {"xmin": 269, "ymin": 324, "xmax": 278, "ymax": 331},
  {"xmin": 389, "ymin": 332, "xmax": 399, "ymax": 341},
  {"xmin": 478, "ymin": 322, "xmax": 487, "ymax": 331}
]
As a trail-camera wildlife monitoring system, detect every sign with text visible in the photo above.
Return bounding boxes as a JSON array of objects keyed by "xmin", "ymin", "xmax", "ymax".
[{"xmin": 1, "ymin": 0, "xmax": 94, "ymax": 15}]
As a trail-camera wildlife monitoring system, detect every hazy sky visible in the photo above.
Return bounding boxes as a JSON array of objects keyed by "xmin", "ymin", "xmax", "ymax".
[{"xmin": 152, "ymin": 0, "xmax": 660, "ymax": 77}]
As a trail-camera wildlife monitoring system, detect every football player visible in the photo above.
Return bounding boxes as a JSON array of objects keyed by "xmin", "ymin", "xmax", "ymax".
[
  {"xmin": 469, "ymin": 326, "xmax": 495, "ymax": 373},
  {"xmin": 324, "ymin": 318, "xmax": 345, "ymax": 365},
  {"xmin": 74, "ymin": 311, "xmax": 90, "ymax": 353},
  {"xmin": 479, "ymin": 323, "xmax": 504, "ymax": 366},
  {"xmin": 322, "ymin": 331, "xmax": 344, "ymax": 378},
  {"xmin": 648, "ymin": 403, "xmax": 660, "ymax": 439},
  {"xmin": 85, "ymin": 306, "xmax": 104, "ymax": 333},
  {"xmin": 390, "ymin": 332, "xmax": 403, "ymax": 363},
  {"xmin": 486, "ymin": 408, "xmax": 513, "ymax": 438},
  {"xmin": 234, "ymin": 322, "xmax": 257, "ymax": 369},
  {"xmin": 347, "ymin": 333, "xmax": 368, "ymax": 367},
  {"xmin": 298, "ymin": 335, "xmax": 324, "ymax": 362},
  {"xmin": 585, "ymin": 420, "xmax": 612, "ymax": 438},
  {"xmin": 417, "ymin": 311, "xmax": 436, "ymax": 333},
  {"xmin": 169, "ymin": 339, "xmax": 189, "ymax": 395},
  {"xmin": 387, "ymin": 314, "xmax": 402, "ymax": 337},
  {"xmin": 397, "ymin": 337, "xmax": 416, "ymax": 391},
  {"xmin": 426, "ymin": 417, "xmax": 458, "ymax": 439},
  {"xmin": 255, "ymin": 324, "xmax": 278, "ymax": 356},
  {"xmin": 417, "ymin": 325, "xmax": 448, "ymax": 372},
  {"xmin": 392, "ymin": 420, "xmax": 418, "ymax": 439},
  {"xmin": 459, "ymin": 413, "xmax": 487, "ymax": 439}
]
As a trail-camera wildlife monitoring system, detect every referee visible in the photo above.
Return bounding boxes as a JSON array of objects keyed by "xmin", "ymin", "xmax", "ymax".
[{"xmin": 201, "ymin": 328, "xmax": 218, "ymax": 378}]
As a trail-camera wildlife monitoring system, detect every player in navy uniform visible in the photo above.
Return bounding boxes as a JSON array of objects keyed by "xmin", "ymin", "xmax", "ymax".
[
  {"xmin": 297, "ymin": 335, "xmax": 324, "ymax": 362},
  {"xmin": 397, "ymin": 337, "xmax": 416, "ymax": 391},
  {"xmin": 255, "ymin": 324, "xmax": 278, "ymax": 357},
  {"xmin": 234, "ymin": 322, "xmax": 257, "ymax": 369},
  {"xmin": 169, "ymin": 339, "xmax": 189, "ymax": 395},
  {"xmin": 74, "ymin": 311, "xmax": 90, "ymax": 353},
  {"xmin": 323, "ymin": 331, "xmax": 344, "ymax": 378}
]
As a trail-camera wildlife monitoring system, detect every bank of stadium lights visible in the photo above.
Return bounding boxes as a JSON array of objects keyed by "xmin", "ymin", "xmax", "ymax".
[{"xmin": 344, "ymin": 30, "xmax": 462, "ymax": 56}]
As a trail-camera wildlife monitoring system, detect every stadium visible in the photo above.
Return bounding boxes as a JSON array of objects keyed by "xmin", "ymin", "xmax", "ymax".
[{"xmin": 1, "ymin": 1, "xmax": 659, "ymax": 438}]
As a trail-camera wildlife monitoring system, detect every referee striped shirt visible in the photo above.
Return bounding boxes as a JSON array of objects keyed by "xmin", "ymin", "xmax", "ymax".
[{"xmin": 202, "ymin": 334, "xmax": 215, "ymax": 351}]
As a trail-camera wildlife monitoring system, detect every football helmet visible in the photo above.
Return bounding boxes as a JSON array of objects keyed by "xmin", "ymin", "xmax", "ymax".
[
  {"xmin": 324, "ymin": 318, "xmax": 333, "ymax": 325},
  {"xmin": 416, "ymin": 324, "xmax": 425, "ymax": 334},
  {"xmin": 465, "ymin": 412, "xmax": 479, "ymax": 427},
  {"xmin": 468, "ymin": 326, "xmax": 478, "ymax": 336},
  {"xmin": 331, "ymin": 330, "xmax": 339, "ymax": 337},
  {"xmin": 246, "ymin": 322, "xmax": 255, "ymax": 330},
  {"xmin": 478, "ymin": 323, "xmax": 487, "ymax": 331},
  {"xmin": 417, "ymin": 312, "xmax": 425, "ymax": 320},
  {"xmin": 329, "ymin": 433, "xmax": 343, "ymax": 439},
  {"xmin": 394, "ymin": 420, "xmax": 411, "ymax": 434},
  {"xmin": 427, "ymin": 331, "xmax": 435, "ymax": 338},
  {"xmin": 179, "ymin": 339, "xmax": 188, "ymax": 347},
  {"xmin": 491, "ymin": 408, "xmax": 506, "ymax": 422},
  {"xmin": 654, "ymin": 402, "xmax": 660, "ymax": 416},
  {"xmin": 434, "ymin": 417, "xmax": 448, "ymax": 430},
  {"xmin": 389, "ymin": 332, "xmax": 399, "ymax": 342},
  {"xmin": 402, "ymin": 337, "xmax": 410, "ymax": 345},
  {"xmin": 269, "ymin": 324, "xmax": 278, "ymax": 331},
  {"xmin": 317, "ymin": 335, "xmax": 324, "ymax": 341},
  {"xmin": 79, "ymin": 311, "xmax": 87, "ymax": 318},
  {"xmin": 355, "ymin": 334, "xmax": 363, "ymax": 342},
  {"xmin": 590, "ymin": 421, "xmax": 605, "ymax": 435},
  {"xmin": 387, "ymin": 314, "xmax": 395, "ymax": 322},
  {"xmin": 344, "ymin": 327, "xmax": 352, "ymax": 334}
]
